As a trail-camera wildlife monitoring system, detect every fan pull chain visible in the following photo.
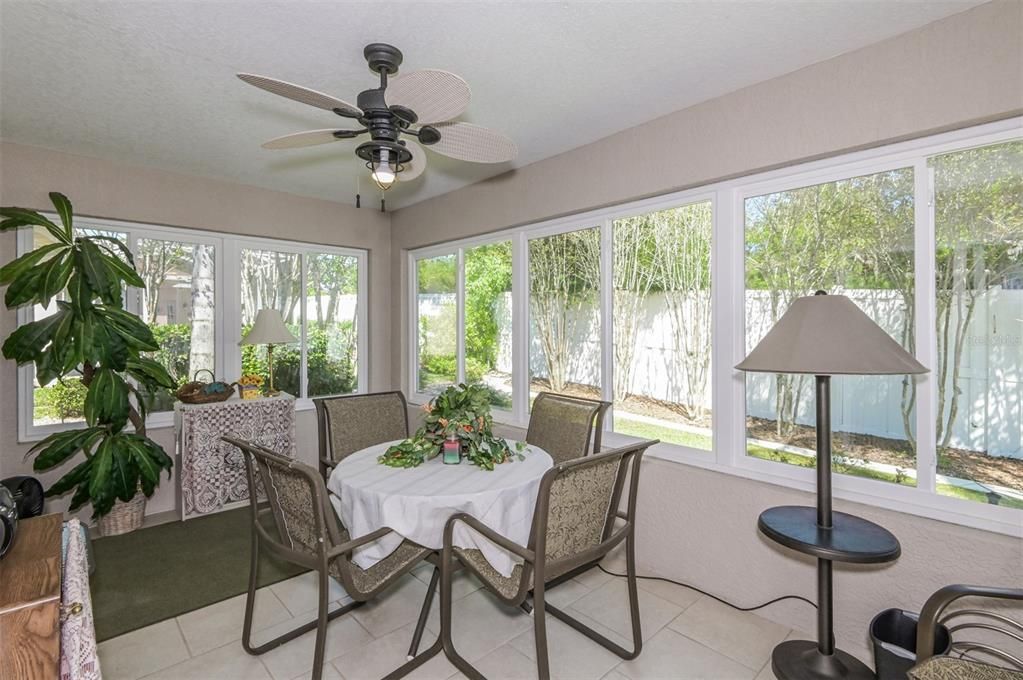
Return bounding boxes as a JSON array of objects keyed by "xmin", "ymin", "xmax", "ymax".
[{"xmin": 356, "ymin": 176, "xmax": 361, "ymax": 208}]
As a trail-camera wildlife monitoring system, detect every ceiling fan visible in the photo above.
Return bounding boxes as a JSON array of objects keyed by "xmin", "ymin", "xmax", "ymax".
[{"xmin": 238, "ymin": 43, "xmax": 517, "ymax": 192}]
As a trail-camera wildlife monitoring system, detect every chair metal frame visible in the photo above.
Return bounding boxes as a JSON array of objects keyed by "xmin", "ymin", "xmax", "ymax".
[
  {"xmin": 914, "ymin": 584, "xmax": 1023, "ymax": 671},
  {"xmin": 224, "ymin": 435, "xmax": 428, "ymax": 680},
  {"xmin": 384, "ymin": 440, "xmax": 656, "ymax": 680},
  {"xmin": 526, "ymin": 392, "xmax": 611, "ymax": 461},
  {"xmin": 314, "ymin": 390, "xmax": 409, "ymax": 479}
]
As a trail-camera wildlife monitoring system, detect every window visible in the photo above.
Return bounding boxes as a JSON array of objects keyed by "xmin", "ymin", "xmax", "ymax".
[
  {"xmin": 612, "ymin": 203, "xmax": 713, "ymax": 449},
  {"xmin": 240, "ymin": 248, "xmax": 303, "ymax": 397},
  {"xmin": 931, "ymin": 140, "xmax": 1023, "ymax": 508},
  {"xmin": 415, "ymin": 254, "xmax": 458, "ymax": 394},
  {"xmin": 407, "ymin": 120, "xmax": 1023, "ymax": 534},
  {"xmin": 306, "ymin": 253, "xmax": 360, "ymax": 397},
  {"xmin": 16, "ymin": 216, "xmax": 369, "ymax": 441},
  {"xmin": 743, "ymin": 168, "xmax": 917, "ymax": 488},
  {"xmin": 27, "ymin": 225, "xmax": 127, "ymax": 428},
  {"xmin": 528, "ymin": 227, "xmax": 601, "ymax": 407},
  {"xmin": 465, "ymin": 242, "xmax": 513, "ymax": 409},
  {"xmin": 137, "ymin": 237, "xmax": 216, "ymax": 412}
]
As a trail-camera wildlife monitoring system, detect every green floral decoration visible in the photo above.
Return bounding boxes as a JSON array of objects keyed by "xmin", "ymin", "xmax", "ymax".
[{"xmin": 379, "ymin": 383, "xmax": 526, "ymax": 470}]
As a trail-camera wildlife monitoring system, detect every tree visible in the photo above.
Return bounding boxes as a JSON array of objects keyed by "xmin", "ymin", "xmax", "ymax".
[
  {"xmin": 138, "ymin": 239, "xmax": 187, "ymax": 324},
  {"xmin": 188, "ymin": 244, "xmax": 216, "ymax": 376},
  {"xmin": 528, "ymin": 229, "xmax": 600, "ymax": 393},
  {"xmin": 611, "ymin": 216, "xmax": 657, "ymax": 402},
  {"xmin": 464, "ymin": 243, "xmax": 512, "ymax": 371},
  {"xmin": 932, "ymin": 141, "xmax": 1023, "ymax": 452},
  {"xmin": 653, "ymin": 203, "xmax": 713, "ymax": 421}
]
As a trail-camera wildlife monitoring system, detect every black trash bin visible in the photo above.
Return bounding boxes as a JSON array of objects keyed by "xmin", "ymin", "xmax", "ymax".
[{"xmin": 870, "ymin": 608, "xmax": 951, "ymax": 680}]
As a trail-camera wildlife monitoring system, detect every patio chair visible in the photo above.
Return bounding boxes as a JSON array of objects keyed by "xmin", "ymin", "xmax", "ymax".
[
  {"xmin": 526, "ymin": 392, "xmax": 610, "ymax": 464},
  {"xmin": 314, "ymin": 391, "xmax": 409, "ymax": 479},
  {"xmin": 224, "ymin": 435, "xmax": 431, "ymax": 680},
  {"xmin": 909, "ymin": 584, "xmax": 1023, "ymax": 680},
  {"xmin": 391, "ymin": 439, "xmax": 656, "ymax": 680}
]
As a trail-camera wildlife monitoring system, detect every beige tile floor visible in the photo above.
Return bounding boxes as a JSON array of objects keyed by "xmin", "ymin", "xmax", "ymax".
[{"xmin": 97, "ymin": 564, "xmax": 855, "ymax": 680}]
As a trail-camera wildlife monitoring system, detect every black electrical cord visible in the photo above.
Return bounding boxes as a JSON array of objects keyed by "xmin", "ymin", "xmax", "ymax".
[{"xmin": 596, "ymin": 564, "xmax": 817, "ymax": 613}]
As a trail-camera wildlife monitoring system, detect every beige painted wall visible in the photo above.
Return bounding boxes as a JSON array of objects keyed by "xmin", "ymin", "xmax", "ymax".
[
  {"xmin": 389, "ymin": 0, "xmax": 1023, "ymax": 391},
  {"xmin": 391, "ymin": 0, "xmax": 1023, "ymax": 656},
  {"xmin": 0, "ymin": 141, "xmax": 391, "ymax": 518}
]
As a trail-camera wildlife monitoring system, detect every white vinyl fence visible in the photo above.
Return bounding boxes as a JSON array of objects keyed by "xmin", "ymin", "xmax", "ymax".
[{"xmin": 419, "ymin": 288, "xmax": 1023, "ymax": 459}]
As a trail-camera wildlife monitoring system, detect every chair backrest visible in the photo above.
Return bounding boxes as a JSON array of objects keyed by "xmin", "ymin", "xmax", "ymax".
[
  {"xmin": 526, "ymin": 392, "xmax": 610, "ymax": 464},
  {"xmin": 315, "ymin": 391, "xmax": 409, "ymax": 468},
  {"xmin": 530, "ymin": 439, "xmax": 655, "ymax": 578},
  {"xmin": 224, "ymin": 436, "xmax": 342, "ymax": 567}
]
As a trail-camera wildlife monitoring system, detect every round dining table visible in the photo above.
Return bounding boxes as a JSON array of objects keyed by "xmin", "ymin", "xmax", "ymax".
[{"xmin": 326, "ymin": 439, "xmax": 552, "ymax": 577}]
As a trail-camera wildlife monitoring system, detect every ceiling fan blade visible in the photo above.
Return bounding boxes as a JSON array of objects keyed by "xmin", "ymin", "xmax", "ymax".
[
  {"xmin": 238, "ymin": 73, "xmax": 361, "ymax": 117},
  {"xmin": 428, "ymin": 122, "xmax": 517, "ymax": 163},
  {"xmin": 399, "ymin": 140, "xmax": 427, "ymax": 181},
  {"xmin": 261, "ymin": 129, "xmax": 355, "ymax": 149},
  {"xmin": 387, "ymin": 69, "xmax": 470, "ymax": 124}
]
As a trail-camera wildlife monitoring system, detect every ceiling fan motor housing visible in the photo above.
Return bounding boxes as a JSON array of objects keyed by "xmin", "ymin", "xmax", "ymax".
[{"xmin": 364, "ymin": 43, "xmax": 403, "ymax": 75}]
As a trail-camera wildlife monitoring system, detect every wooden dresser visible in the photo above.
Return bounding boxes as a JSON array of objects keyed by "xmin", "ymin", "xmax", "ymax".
[{"xmin": 0, "ymin": 513, "xmax": 63, "ymax": 680}]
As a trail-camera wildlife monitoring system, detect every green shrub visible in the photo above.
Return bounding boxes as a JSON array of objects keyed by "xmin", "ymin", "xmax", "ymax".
[{"xmin": 35, "ymin": 379, "xmax": 88, "ymax": 422}]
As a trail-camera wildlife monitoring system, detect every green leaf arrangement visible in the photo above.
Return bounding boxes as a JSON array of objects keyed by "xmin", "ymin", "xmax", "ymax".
[
  {"xmin": 378, "ymin": 383, "xmax": 526, "ymax": 470},
  {"xmin": 1, "ymin": 194, "xmax": 177, "ymax": 517}
]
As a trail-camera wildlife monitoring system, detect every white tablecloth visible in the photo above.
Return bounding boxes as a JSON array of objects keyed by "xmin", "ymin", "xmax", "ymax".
[{"xmin": 327, "ymin": 440, "xmax": 552, "ymax": 577}]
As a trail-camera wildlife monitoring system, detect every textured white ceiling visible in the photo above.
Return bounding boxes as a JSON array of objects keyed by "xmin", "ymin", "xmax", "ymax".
[{"xmin": 0, "ymin": 1, "xmax": 982, "ymax": 209}]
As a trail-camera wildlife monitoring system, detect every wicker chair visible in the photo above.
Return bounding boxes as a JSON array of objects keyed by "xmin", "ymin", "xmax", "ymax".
[
  {"xmin": 223, "ymin": 436, "xmax": 431, "ymax": 680},
  {"xmin": 526, "ymin": 392, "xmax": 610, "ymax": 464},
  {"xmin": 314, "ymin": 391, "xmax": 409, "ymax": 479},
  {"xmin": 909, "ymin": 585, "xmax": 1023, "ymax": 680},
  {"xmin": 387, "ymin": 439, "xmax": 656, "ymax": 680}
]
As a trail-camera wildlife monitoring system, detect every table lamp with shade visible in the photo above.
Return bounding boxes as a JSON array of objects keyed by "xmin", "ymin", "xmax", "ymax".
[
  {"xmin": 240, "ymin": 309, "xmax": 298, "ymax": 396},
  {"xmin": 736, "ymin": 291, "xmax": 927, "ymax": 680}
]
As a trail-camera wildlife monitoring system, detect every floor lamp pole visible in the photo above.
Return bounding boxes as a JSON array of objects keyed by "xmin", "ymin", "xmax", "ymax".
[{"xmin": 815, "ymin": 375, "xmax": 835, "ymax": 660}]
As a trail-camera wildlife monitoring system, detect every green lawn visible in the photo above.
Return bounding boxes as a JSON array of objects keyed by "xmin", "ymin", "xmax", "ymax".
[
  {"xmin": 745, "ymin": 445, "xmax": 1023, "ymax": 510},
  {"xmin": 613, "ymin": 417, "xmax": 712, "ymax": 451}
]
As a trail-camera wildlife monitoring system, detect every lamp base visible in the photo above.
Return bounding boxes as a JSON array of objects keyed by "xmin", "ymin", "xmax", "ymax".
[{"xmin": 771, "ymin": 640, "xmax": 874, "ymax": 680}]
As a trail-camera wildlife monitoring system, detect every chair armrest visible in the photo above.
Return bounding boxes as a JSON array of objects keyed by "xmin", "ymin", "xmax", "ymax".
[
  {"xmin": 326, "ymin": 526, "xmax": 394, "ymax": 559},
  {"xmin": 320, "ymin": 457, "xmax": 336, "ymax": 470},
  {"xmin": 444, "ymin": 513, "xmax": 535, "ymax": 563},
  {"xmin": 916, "ymin": 584, "xmax": 1023, "ymax": 663}
]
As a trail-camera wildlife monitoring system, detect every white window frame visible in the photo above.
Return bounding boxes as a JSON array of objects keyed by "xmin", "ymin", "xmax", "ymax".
[
  {"xmin": 406, "ymin": 116, "xmax": 1023, "ymax": 537},
  {"xmin": 17, "ymin": 215, "xmax": 369, "ymax": 442}
]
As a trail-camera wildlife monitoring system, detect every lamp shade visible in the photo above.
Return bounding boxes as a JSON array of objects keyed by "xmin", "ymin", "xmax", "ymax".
[
  {"xmin": 736, "ymin": 294, "xmax": 926, "ymax": 376},
  {"xmin": 239, "ymin": 309, "xmax": 298, "ymax": 346}
]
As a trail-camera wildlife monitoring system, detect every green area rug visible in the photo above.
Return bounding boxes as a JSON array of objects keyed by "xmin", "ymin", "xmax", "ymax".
[{"xmin": 90, "ymin": 507, "xmax": 306, "ymax": 642}]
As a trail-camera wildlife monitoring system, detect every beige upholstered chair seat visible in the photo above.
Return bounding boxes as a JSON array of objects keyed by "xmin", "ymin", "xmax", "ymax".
[
  {"xmin": 454, "ymin": 548, "xmax": 523, "ymax": 599},
  {"xmin": 333, "ymin": 535, "xmax": 431, "ymax": 596},
  {"xmin": 909, "ymin": 657, "xmax": 1023, "ymax": 680}
]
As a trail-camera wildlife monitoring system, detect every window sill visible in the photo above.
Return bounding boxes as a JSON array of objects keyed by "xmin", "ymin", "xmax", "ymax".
[{"xmin": 18, "ymin": 397, "xmax": 318, "ymax": 444}]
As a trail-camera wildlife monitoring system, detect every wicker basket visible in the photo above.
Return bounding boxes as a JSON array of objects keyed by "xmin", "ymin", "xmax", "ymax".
[
  {"xmin": 176, "ymin": 369, "xmax": 234, "ymax": 404},
  {"xmin": 97, "ymin": 491, "xmax": 146, "ymax": 536}
]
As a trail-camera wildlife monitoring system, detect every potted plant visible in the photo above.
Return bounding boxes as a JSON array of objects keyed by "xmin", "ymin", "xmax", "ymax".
[
  {"xmin": 1, "ymin": 193, "xmax": 176, "ymax": 535},
  {"xmin": 378, "ymin": 383, "xmax": 526, "ymax": 470}
]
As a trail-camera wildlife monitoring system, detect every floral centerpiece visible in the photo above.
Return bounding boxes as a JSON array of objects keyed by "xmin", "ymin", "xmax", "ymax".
[{"xmin": 379, "ymin": 383, "xmax": 525, "ymax": 470}]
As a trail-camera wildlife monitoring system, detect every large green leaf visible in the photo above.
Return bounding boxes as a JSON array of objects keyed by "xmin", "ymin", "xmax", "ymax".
[
  {"xmin": 122, "ymin": 434, "xmax": 173, "ymax": 496},
  {"xmin": 3, "ymin": 265, "xmax": 46, "ymax": 308},
  {"xmin": 88, "ymin": 437, "xmax": 116, "ymax": 515},
  {"xmin": 109, "ymin": 436, "xmax": 138, "ymax": 502},
  {"xmin": 45, "ymin": 457, "xmax": 93, "ymax": 497},
  {"xmin": 1, "ymin": 309, "xmax": 68, "ymax": 364},
  {"xmin": 95, "ymin": 305, "xmax": 159, "ymax": 351},
  {"xmin": 84, "ymin": 368, "xmax": 130, "ymax": 430},
  {"xmin": 37, "ymin": 252, "xmax": 74, "ymax": 309},
  {"xmin": 89, "ymin": 236, "xmax": 137, "ymax": 268},
  {"xmin": 88, "ymin": 321, "xmax": 129, "ymax": 371},
  {"xmin": 30, "ymin": 426, "xmax": 104, "ymax": 469},
  {"xmin": 126, "ymin": 356, "xmax": 176, "ymax": 390},
  {"xmin": 49, "ymin": 192, "xmax": 73, "ymax": 239},
  {"xmin": 0, "ymin": 207, "xmax": 70, "ymax": 245},
  {"xmin": 77, "ymin": 239, "xmax": 121, "ymax": 305},
  {"xmin": 95, "ymin": 245, "xmax": 145, "ymax": 289},
  {"xmin": 0, "ymin": 243, "xmax": 66, "ymax": 286}
]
